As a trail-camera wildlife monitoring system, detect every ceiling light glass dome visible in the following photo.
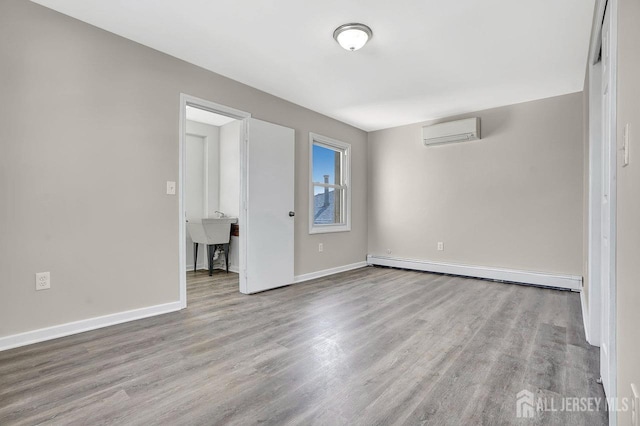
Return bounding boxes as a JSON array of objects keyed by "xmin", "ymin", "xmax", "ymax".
[{"xmin": 333, "ymin": 23, "xmax": 373, "ymax": 51}]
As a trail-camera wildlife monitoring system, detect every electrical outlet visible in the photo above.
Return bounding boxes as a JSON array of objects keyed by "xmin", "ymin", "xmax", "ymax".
[
  {"xmin": 35, "ymin": 272, "xmax": 50, "ymax": 291},
  {"xmin": 632, "ymin": 383, "xmax": 639, "ymax": 426},
  {"xmin": 318, "ymin": 243, "xmax": 323, "ymax": 252},
  {"xmin": 166, "ymin": 181, "xmax": 176, "ymax": 195},
  {"xmin": 437, "ymin": 242, "xmax": 444, "ymax": 251}
]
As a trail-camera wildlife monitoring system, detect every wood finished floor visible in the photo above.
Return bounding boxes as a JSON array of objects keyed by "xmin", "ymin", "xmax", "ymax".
[{"xmin": 0, "ymin": 267, "xmax": 606, "ymax": 425}]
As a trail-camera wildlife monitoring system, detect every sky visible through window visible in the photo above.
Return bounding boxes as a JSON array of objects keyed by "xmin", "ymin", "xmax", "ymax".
[{"xmin": 313, "ymin": 144, "xmax": 337, "ymax": 195}]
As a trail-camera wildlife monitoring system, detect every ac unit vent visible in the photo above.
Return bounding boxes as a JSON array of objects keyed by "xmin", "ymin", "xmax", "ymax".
[{"xmin": 423, "ymin": 117, "xmax": 481, "ymax": 146}]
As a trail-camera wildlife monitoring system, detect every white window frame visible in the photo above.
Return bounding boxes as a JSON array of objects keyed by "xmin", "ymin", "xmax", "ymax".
[{"xmin": 309, "ymin": 133, "xmax": 351, "ymax": 234}]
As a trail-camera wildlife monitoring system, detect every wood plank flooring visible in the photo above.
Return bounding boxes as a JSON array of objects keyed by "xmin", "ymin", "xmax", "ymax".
[{"xmin": 0, "ymin": 267, "xmax": 607, "ymax": 425}]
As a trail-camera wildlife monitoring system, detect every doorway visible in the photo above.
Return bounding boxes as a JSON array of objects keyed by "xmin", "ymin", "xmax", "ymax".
[
  {"xmin": 178, "ymin": 94, "xmax": 296, "ymax": 304},
  {"xmin": 184, "ymin": 106, "xmax": 243, "ymax": 276},
  {"xmin": 179, "ymin": 95, "xmax": 250, "ymax": 306}
]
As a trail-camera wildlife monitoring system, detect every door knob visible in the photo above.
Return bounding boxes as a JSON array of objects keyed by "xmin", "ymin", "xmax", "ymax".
[{"xmin": 289, "ymin": 211, "xmax": 295, "ymax": 217}]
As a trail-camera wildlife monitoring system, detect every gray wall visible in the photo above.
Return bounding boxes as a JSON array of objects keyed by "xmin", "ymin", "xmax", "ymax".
[
  {"xmin": 616, "ymin": 0, "xmax": 640, "ymax": 422},
  {"xmin": 368, "ymin": 93, "xmax": 584, "ymax": 276},
  {"xmin": 0, "ymin": 0, "xmax": 367, "ymax": 337}
]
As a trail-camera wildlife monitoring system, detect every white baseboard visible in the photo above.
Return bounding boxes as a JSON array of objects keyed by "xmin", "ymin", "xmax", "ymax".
[
  {"xmin": 215, "ymin": 264, "xmax": 239, "ymax": 274},
  {"xmin": 294, "ymin": 261, "xmax": 368, "ymax": 284},
  {"xmin": 186, "ymin": 263, "xmax": 207, "ymax": 272},
  {"xmin": 189, "ymin": 263, "xmax": 239, "ymax": 274},
  {"xmin": 366, "ymin": 255, "xmax": 582, "ymax": 291},
  {"xmin": 0, "ymin": 301, "xmax": 182, "ymax": 352},
  {"xmin": 581, "ymin": 288, "xmax": 592, "ymax": 344}
]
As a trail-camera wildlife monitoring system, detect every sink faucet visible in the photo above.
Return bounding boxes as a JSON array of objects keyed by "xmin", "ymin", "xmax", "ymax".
[{"xmin": 214, "ymin": 211, "xmax": 226, "ymax": 218}]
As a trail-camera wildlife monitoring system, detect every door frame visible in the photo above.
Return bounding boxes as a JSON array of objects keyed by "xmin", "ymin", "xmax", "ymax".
[
  {"xmin": 587, "ymin": 0, "xmax": 618, "ymax": 413},
  {"xmin": 178, "ymin": 94, "xmax": 251, "ymax": 307}
]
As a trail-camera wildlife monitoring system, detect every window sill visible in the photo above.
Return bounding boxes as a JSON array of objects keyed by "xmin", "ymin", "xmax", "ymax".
[{"xmin": 309, "ymin": 224, "xmax": 351, "ymax": 235}]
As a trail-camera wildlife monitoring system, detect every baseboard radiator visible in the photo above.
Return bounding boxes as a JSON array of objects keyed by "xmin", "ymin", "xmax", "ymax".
[{"xmin": 366, "ymin": 255, "xmax": 582, "ymax": 291}]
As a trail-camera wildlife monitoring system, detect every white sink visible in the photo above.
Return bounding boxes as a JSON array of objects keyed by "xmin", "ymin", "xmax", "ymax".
[
  {"xmin": 200, "ymin": 217, "xmax": 237, "ymax": 244},
  {"xmin": 202, "ymin": 217, "xmax": 238, "ymax": 225}
]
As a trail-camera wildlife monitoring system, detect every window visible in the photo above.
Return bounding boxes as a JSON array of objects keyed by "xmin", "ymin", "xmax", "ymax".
[{"xmin": 309, "ymin": 133, "xmax": 351, "ymax": 234}]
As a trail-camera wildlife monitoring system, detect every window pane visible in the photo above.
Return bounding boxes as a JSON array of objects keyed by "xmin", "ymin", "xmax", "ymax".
[
  {"xmin": 313, "ymin": 186, "xmax": 344, "ymax": 225},
  {"xmin": 312, "ymin": 144, "xmax": 342, "ymax": 185}
]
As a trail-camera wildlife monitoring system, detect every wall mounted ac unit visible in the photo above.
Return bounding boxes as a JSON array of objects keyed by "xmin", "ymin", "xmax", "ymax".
[{"xmin": 422, "ymin": 117, "xmax": 481, "ymax": 146}]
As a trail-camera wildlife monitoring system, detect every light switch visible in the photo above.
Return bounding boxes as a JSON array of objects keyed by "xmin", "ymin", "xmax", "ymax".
[
  {"xmin": 166, "ymin": 181, "xmax": 176, "ymax": 195},
  {"xmin": 623, "ymin": 124, "xmax": 630, "ymax": 167}
]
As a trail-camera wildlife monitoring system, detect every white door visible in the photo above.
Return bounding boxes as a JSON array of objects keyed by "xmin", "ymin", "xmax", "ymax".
[
  {"xmin": 241, "ymin": 118, "xmax": 295, "ymax": 294},
  {"xmin": 600, "ymin": 3, "xmax": 614, "ymax": 399}
]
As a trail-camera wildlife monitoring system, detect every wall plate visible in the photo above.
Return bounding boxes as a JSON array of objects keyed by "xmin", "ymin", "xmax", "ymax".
[{"xmin": 35, "ymin": 272, "xmax": 50, "ymax": 291}]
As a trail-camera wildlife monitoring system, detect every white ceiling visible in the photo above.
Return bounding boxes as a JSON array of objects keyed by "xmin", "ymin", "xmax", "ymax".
[
  {"xmin": 32, "ymin": 0, "xmax": 595, "ymax": 131},
  {"xmin": 186, "ymin": 106, "xmax": 236, "ymax": 127}
]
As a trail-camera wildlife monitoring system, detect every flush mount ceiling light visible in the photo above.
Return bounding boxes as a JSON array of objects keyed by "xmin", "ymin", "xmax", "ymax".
[{"xmin": 333, "ymin": 23, "xmax": 373, "ymax": 51}]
